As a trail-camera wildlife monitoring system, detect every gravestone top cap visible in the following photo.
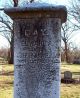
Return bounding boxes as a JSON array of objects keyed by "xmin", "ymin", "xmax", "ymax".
[{"xmin": 4, "ymin": 2, "xmax": 67, "ymax": 23}]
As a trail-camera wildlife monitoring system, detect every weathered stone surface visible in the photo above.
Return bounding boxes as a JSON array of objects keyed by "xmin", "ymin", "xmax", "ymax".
[
  {"xmin": 14, "ymin": 18, "xmax": 61, "ymax": 98},
  {"xmin": 4, "ymin": 3, "xmax": 67, "ymax": 98},
  {"xmin": 4, "ymin": 4, "xmax": 67, "ymax": 23}
]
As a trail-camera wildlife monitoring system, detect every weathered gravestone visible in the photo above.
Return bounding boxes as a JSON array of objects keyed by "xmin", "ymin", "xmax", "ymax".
[
  {"xmin": 4, "ymin": 2, "xmax": 67, "ymax": 98},
  {"xmin": 64, "ymin": 71, "xmax": 72, "ymax": 79},
  {"xmin": 61, "ymin": 71, "xmax": 73, "ymax": 84}
]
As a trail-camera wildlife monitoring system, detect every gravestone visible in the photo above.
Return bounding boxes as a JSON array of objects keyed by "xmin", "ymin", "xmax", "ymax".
[
  {"xmin": 64, "ymin": 71, "xmax": 72, "ymax": 79},
  {"xmin": 4, "ymin": 2, "xmax": 67, "ymax": 98}
]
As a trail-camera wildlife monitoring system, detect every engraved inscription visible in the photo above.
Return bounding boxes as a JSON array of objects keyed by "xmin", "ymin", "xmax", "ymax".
[{"xmin": 14, "ymin": 18, "xmax": 61, "ymax": 98}]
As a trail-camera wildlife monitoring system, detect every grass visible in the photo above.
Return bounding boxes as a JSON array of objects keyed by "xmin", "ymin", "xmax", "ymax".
[
  {"xmin": 61, "ymin": 84, "xmax": 80, "ymax": 98},
  {"xmin": 0, "ymin": 63, "xmax": 80, "ymax": 98},
  {"xmin": 0, "ymin": 64, "xmax": 14, "ymax": 98},
  {"xmin": 61, "ymin": 63, "xmax": 80, "ymax": 79},
  {"xmin": 61, "ymin": 63, "xmax": 80, "ymax": 98}
]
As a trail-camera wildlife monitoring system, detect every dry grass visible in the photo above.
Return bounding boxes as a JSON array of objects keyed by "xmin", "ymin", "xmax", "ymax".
[
  {"xmin": 0, "ymin": 64, "xmax": 14, "ymax": 98},
  {"xmin": 61, "ymin": 84, "xmax": 80, "ymax": 98},
  {"xmin": 61, "ymin": 63, "xmax": 80, "ymax": 98},
  {"xmin": 0, "ymin": 63, "xmax": 80, "ymax": 98},
  {"xmin": 61, "ymin": 63, "xmax": 80, "ymax": 79}
]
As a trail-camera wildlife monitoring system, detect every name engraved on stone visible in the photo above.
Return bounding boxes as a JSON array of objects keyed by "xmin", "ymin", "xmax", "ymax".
[
  {"xmin": 15, "ymin": 19, "xmax": 61, "ymax": 71},
  {"xmin": 19, "ymin": 24, "xmax": 31, "ymax": 37},
  {"xmin": 18, "ymin": 19, "xmax": 35, "ymax": 37}
]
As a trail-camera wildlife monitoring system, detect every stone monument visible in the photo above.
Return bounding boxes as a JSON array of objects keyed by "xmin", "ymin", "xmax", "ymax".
[
  {"xmin": 64, "ymin": 71, "xmax": 72, "ymax": 79},
  {"xmin": 4, "ymin": 2, "xmax": 67, "ymax": 98}
]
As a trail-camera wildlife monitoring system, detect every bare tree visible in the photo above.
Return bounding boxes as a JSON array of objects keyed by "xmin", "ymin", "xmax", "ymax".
[
  {"xmin": 0, "ymin": 13, "xmax": 14, "ymax": 64},
  {"xmin": 61, "ymin": 19, "xmax": 76, "ymax": 63},
  {"xmin": 69, "ymin": 0, "xmax": 80, "ymax": 29},
  {"xmin": 62, "ymin": 0, "xmax": 80, "ymax": 63},
  {"xmin": 0, "ymin": 0, "xmax": 36, "ymax": 64}
]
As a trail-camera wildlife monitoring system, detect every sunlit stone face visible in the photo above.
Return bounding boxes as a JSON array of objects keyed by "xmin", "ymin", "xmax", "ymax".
[{"xmin": 14, "ymin": 17, "xmax": 61, "ymax": 98}]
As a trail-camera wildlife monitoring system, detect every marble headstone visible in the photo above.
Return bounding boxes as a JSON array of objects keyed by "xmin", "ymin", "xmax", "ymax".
[{"xmin": 4, "ymin": 2, "xmax": 67, "ymax": 98}]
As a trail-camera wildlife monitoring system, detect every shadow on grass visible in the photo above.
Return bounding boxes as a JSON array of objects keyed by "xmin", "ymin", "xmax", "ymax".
[
  {"xmin": 5, "ymin": 81, "xmax": 14, "ymax": 85},
  {"xmin": 61, "ymin": 71, "xmax": 80, "ymax": 75},
  {"xmin": 0, "ymin": 81, "xmax": 14, "ymax": 89},
  {"xmin": 61, "ymin": 63, "xmax": 80, "ymax": 66},
  {"xmin": 72, "ymin": 72, "xmax": 80, "ymax": 75},
  {"xmin": 0, "ymin": 71, "xmax": 14, "ymax": 76}
]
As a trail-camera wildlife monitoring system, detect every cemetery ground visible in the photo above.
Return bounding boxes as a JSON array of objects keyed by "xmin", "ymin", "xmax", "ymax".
[{"xmin": 0, "ymin": 63, "xmax": 80, "ymax": 98}]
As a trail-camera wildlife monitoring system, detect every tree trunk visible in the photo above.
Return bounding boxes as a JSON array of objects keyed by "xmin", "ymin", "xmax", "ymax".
[
  {"xmin": 64, "ymin": 41, "xmax": 68, "ymax": 63},
  {"xmin": 13, "ymin": 0, "xmax": 18, "ymax": 7},
  {"xmin": 8, "ymin": 35, "xmax": 14, "ymax": 64}
]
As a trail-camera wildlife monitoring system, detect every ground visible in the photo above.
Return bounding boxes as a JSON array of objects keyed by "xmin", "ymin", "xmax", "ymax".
[
  {"xmin": 0, "ymin": 64, "xmax": 13, "ymax": 98},
  {"xmin": 0, "ymin": 63, "xmax": 80, "ymax": 98},
  {"xmin": 61, "ymin": 63, "xmax": 80, "ymax": 98}
]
